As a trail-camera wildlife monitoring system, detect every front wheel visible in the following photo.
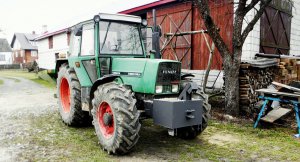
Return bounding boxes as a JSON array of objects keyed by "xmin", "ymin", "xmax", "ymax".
[{"xmin": 91, "ymin": 82, "xmax": 141, "ymax": 154}]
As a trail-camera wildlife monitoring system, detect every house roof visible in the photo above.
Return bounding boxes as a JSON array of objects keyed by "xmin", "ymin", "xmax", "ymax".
[
  {"xmin": 0, "ymin": 38, "xmax": 12, "ymax": 52},
  {"xmin": 119, "ymin": 0, "xmax": 177, "ymax": 14},
  {"xmin": 11, "ymin": 33, "xmax": 38, "ymax": 50},
  {"xmin": 35, "ymin": 28, "xmax": 69, "ymax": 41}
]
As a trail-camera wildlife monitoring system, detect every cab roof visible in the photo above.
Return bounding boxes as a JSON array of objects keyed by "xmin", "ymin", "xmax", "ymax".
[{"xmin": 74, "ymin": 13, "xmax": 142, "ymax": 27}]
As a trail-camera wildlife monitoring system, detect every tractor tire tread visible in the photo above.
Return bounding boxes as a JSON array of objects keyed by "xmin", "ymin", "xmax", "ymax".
[
  {"xmin": 92, "ymin": 82, "xmax": 140, "ymax": 154},
  {"xmin": 57, "ymin": 63, "xmax": 90, "ymax": 126}
]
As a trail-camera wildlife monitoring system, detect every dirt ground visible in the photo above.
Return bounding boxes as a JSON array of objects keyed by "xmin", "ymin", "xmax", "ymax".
[
  {"xmin": 0, "ymin": 76, "xmax": 56, "ymax": 161},
  {"xmin": 0, "ymin": 72, "xmax": 299, "ymax": 161}
]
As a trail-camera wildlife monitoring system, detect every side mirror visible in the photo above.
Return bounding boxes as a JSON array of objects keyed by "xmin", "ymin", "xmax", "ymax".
[
  {"xmin": 153, "ymin": 26, "xmax": 162, "ymax": 37},
  {"xmin": 74, "ymin": 25, "xmax": 83, "ymax": 36}
]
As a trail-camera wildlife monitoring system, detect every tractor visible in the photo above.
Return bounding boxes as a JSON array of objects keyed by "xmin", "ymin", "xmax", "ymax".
[{"xmin": 55, "ymin": 13, "xmax": 211, "ymax": 154}]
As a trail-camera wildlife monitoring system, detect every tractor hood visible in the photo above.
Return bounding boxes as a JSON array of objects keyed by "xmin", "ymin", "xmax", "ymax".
[{"xmin": 111, "ymin": 58, "xmax": 181, "ymax": 94}]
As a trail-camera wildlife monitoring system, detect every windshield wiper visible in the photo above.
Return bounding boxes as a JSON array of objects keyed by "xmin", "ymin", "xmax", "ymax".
[{"xmin": 101, "ymin": 22, "xmax": 111, "ymax": 51}]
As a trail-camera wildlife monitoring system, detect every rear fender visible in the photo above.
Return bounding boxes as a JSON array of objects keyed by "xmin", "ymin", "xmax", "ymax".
[
  {"xmin": 55, "ymin": 59, "xmax": 68, "ymax": 78},
  {"xmin": 90, "ymin": 74, "xmax": 120, "ymax": 100}
]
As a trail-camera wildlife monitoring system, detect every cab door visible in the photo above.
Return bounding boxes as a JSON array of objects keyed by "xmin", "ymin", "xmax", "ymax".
[{"xmin": 68, "ymin": 23, "xmax": 97, "ymax": 87}]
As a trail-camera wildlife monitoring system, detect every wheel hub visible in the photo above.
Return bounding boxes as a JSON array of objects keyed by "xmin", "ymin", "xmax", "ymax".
[
  {"xmin": 103, "ymin": 112, "xmax": 113, "ymax": 126},
  {"xmin": 60, "ymin": 77, "xmax": 70, "ymax": 113},
  {"xmin": 97, "ymin": 102, "xmax": 114, "ymax": 138}
]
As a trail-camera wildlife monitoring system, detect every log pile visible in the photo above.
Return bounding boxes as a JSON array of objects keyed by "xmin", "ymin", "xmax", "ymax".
[
  {"xmin": 239, "ymin": 65, "xmax": 277, "ymax": 115},
  {"xmin": 275, "ymin": 58, "xmax": 299, "ymax": 84},
  {"xmin": 239, "ymin": 58, "xmax": 300, "ymax": 116}
]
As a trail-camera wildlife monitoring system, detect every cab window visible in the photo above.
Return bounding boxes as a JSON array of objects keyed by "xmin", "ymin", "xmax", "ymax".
[{"xmin": 81, "ymin": 23, "xmax": 95, "ymax": 56}]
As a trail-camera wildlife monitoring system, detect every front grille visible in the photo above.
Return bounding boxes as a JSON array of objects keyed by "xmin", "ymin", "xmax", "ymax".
[
  {"xmin": 156, "ymin": 62, "xmax": 181, "ymax": 85},
  {"xmin": 163, "ymin": 85, "xmax": 172, "ymax": 93}
]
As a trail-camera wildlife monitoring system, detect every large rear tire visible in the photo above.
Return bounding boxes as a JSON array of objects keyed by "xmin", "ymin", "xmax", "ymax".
[
  {"xmin": 91, "ymin": 82, "xmax": 141, "ymax": 154},
  {"xmin": 57, "ymin": 64, "xmax": 90, "ymax": 126}
]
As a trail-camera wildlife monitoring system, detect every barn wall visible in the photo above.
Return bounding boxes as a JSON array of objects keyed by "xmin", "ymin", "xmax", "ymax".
[
  {"xmin": 146, "ymin": 1, "xmax": 233, "ymax": 70},
  {"xmin": 290, "ymin": 1, "xmax": 300, "ymax": 55},
  {"xmin": 192, "ymin": 0, "xmax": 233, "ymax": 70},
  {"xmin": 147, "ymin": 2, "xmax": 193, "ymax": 69},
  {"xmin": 241, "ymin": 1, "xmax": 260, "ymax": 60},
  {"xmin": 241, "ymin": 0, "xmax": 296, "ymax": 59}
]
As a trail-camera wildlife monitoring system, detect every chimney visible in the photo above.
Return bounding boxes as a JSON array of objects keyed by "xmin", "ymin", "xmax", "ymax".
[{"xmin": 42, "ymin": 25, "xmax": 47, "ymax": 33}]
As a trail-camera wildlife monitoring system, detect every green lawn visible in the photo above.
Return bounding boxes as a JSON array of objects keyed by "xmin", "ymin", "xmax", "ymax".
[
  {"xmin": 7, "ymin": 111, "xmax": 300, "ymax": 161},
  {"xmin": 0, "ymin": 70, "xmax": 55, "ymax": 88},
  {"xmin": 0, "ymin": 79, "xmax": 3, "ymax": 85}
]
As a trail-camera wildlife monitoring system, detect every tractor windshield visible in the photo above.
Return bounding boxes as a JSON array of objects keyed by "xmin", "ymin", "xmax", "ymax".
[{"xmin": 99, "ymin": 21, "xmax": 143, "ymax": 55}]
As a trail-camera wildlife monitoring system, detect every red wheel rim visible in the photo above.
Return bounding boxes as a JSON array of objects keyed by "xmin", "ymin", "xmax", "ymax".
[
  {"xmin": 60, "ymin": 77, "xmax": 70, "ymax": 113},
  {"xmin": 97, "ymin": 102, "xmax": 114, "ymax": 138}
]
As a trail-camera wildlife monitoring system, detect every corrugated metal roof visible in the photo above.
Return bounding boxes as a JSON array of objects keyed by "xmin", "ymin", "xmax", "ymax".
[
  {"xmin": 11, "ymin": 33, "xmax": 38, "ymax": 50},
  {"xmin": 119, "ymin": 0, "xmax": 177, "ymax": 14},
  {"xmin": 0, "ymin": 38, "xmax": 12, "ymax": 52}
]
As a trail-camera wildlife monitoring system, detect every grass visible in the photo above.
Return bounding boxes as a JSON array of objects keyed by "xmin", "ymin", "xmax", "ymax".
[
  {"xmin": 7, "ymin": 111, "xmax": 300, "ymax": 161},
  {"xmin": 0, "ymin": 79, "xmax": 3, "ymax": 85},
  {"xmin": 0, "ymin": 70, "xmax": 55, "ymax": 88},
  {"xmin": 1, "ymin": 70, "xmax": 299, "ymax": 161}
]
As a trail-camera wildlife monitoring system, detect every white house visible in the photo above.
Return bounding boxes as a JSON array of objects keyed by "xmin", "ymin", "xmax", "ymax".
[
  {"xmin": 10, "ymin": 33, "xmax": 38, "ymax": 64},
  {"xmin": 0, "ymin": 38, "xmax": 13, "ymax": 65},
  {"xmin": 35, "ymin": 28, "xmax": 70, "ymax": 71}
]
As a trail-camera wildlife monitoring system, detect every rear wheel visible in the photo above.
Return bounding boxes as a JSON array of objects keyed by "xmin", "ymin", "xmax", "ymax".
[
  {"xmin": 177, "ymin": 88, "xmax": 211, "ymax": 139},
  {"xmin": 57, "ymin": 64, "xmax": 90, "ymax": 126},
  {"xmin": 92, "ymin": 82, "xmax": 141, "ymax": 154}
]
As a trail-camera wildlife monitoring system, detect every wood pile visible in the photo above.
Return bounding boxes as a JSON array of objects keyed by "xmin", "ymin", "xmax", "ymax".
[
  {"xmin": 275, "ymin": 58, "xmax": 299, "ymax": 84},
  {"xmin": 239, "ymin": 65, "xmax": 277, "ymax": 115},
  {"xmin": 239, "ymin": 58, "xmax": 300, "ymax": 116}
]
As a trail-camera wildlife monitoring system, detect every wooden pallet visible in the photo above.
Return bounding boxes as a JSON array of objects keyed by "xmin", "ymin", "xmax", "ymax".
[{"xmin": 261, "ymin": 107, "xmax": 292, "ymax": 123}]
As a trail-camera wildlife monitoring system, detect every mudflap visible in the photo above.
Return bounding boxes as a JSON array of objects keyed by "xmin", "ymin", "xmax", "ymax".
[{"xmin": 152, "ymin": 99, "xmax": 203, "ymax": 129}]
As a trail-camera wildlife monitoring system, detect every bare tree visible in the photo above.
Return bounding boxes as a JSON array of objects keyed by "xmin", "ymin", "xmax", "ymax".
[{"xmin": 193, "ymin": 0, "xmax": 273, "ymax": 115}]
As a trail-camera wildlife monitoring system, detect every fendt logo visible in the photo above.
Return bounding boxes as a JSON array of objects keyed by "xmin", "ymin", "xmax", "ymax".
[{"xmin": 162, "ymin": 69, "xmax": 177, "ymax": 75}]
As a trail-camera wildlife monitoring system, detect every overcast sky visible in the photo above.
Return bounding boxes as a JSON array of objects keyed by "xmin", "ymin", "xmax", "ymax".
[{"xmin": 0, "ymin": 0, "xmax": 156, "ymax": 42}]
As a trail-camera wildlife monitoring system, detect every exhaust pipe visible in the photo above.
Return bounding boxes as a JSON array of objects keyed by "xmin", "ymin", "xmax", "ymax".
[{"xmin": 152, "ymin": 9, "xmax": 161, "ymax": 59}]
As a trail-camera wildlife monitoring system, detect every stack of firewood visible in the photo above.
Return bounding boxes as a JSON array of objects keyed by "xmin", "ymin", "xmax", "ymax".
[
  {"xmin": 239, "ymin": 58, "xmax": 300, "ymax": 115},
  {"xmin": 239, "ymin": 64, "xmax": 277, "ymax": 114},
  {"xmin": 275, "ymin": 58, "xmax": 299, "ymax": 84}
]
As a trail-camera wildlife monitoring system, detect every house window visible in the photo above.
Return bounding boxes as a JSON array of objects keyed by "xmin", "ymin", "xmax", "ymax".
[
  {"xmin": 21, "ymin": 50, "xmax": 24, "ymax": 57},
  {"xmin": 48, "ymin": 36, "xmax": 53, "ymax": 49},
  {"xmin": 31, "ymin": 51, "xmax": 37, "ymax": 57},
  {"xmin": 0, "ymin": 55, "xmax": 5, "ymax": 61}
]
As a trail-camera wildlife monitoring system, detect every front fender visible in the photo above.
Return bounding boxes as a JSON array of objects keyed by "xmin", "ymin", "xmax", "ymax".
[{"xmin": 90, "ymin": 74, "xmax": 120, "ymax": 99}]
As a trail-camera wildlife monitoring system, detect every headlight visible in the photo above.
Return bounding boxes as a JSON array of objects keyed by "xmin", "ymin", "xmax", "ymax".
[
  {"xmin": 156, "ymin": 85, "xmax": 163, "ymax": 93},
  {"xmin": 172, "ymin": 84, "xmax": 179, "ymax": 93},
  {"xmin": 142, "ymin": 19, "xmax": 148, "ymax": 26}
]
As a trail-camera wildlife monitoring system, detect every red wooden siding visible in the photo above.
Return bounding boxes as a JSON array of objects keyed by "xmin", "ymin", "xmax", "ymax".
[
  {"xmin": 145, "ymin": 1, "xmax": 233, "ymax": 70},
  {"xmin": 147, "ymin": 3, "xmax": 192, "ymax": 69},
  {"xmin": 192, "ymin": 1, "xmax": 233, "ymax": 70}
]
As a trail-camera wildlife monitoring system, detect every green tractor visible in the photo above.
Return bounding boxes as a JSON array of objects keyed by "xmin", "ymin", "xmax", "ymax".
[{"xmin": 55, "ymin": 13, "xmax": 211, "ymax": 154}]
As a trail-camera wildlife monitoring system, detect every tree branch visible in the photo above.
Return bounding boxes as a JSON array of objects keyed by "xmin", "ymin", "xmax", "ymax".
[
  {"xmin": 194, "ymin": 0, "xmax": 231, "ymax": 58},
  {"xmin": 241, "ymin": 0, "xmax": 272, "ymax": 44},
  {"xmin": 244, "ymin": 0, "xmax": 260, "ymax": 14}
]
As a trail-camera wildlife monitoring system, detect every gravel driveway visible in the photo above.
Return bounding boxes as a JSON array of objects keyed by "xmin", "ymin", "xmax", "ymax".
[{"xmin": 0, "ymin": 76, "xmax": 56, "ymax": 161}]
